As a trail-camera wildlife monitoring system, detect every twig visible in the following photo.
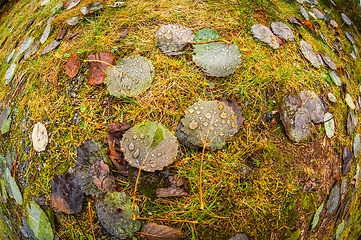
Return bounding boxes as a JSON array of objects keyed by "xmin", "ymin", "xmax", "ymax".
[
  {"xmin": 88, "ymin": 202, "xmax": 96, "ymax": 240},
  {"xmin": 199, "ymin": 144, "xmax": 206, "ymax": 210},
  {"xmin": 83, "ymin": 59, "xmax": 115, "ymax": 68},
  {"xmin": 136, "ymin": 216, "xmax": 198, "ymax": 224},
  {"xmin": 171, "ymin": 153, "xmax": 202, "ymax": 167}
]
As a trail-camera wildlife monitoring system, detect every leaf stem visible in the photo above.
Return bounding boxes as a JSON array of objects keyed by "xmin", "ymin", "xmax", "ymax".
[
  {"xmin": 88, "ymin": 202, "xmax": 96, "ymax": 240},
  {"xmin": 199, "ymin": 144, "xmax": 206, "ymax": 210},
  {"xmin": 83, "ymin": 59, "xmax": 115, "ymax": 67}
]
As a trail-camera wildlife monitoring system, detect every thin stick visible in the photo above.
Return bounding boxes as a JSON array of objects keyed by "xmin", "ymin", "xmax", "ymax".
[
  {"xmin": 172, "ymin": 153, "xmax": 202, "ymax": 167},
  {"xmin": 83, "ymin": 59, "xmax": 115, "ymax": 67},
  {"xmin": 88, "ymin": 202, "xmax": 96, "ymax": 240},
  {"xmin": 136, "ymin": 216, "xmax": 198, "ymax": 224},
  {"xmin": 133, "ymin": 166, "xmax": 143, "ymax": 221},
  {"xmin": 199, "ymin": 145, "xmax": 206, "ymax": 210}
]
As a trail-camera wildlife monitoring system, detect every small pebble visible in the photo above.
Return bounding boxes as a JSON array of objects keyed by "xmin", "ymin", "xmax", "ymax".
[
  {"xmin": 345, "ymin": 93, "xmax": 356, "ymax": 109},
  {"xmin": 328, "ymin": 93, "xmax": 337, "ymax": 103}
]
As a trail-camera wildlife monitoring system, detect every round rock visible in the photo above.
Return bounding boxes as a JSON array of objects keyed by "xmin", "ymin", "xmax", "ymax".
[{"xmin": 32, "ymin": 122, "xmax": 48, "ymax": 152}]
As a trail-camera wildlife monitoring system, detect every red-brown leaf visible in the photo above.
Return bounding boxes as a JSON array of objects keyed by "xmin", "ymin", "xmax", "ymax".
[
  {"xmin": 56, "ymin": 26, "xmax": 68, "ymax": 40},
  {"xmin": 140, "ymin": 223, "xmax": 184, "ymax": 240},
  {"xmin": 156, "ymin": 175, "xmax": 189, "ymax": 198},
  {"xmin": 50, "ymin": 173, "xmax": 85, "ymax": 214},
  {"xmin": 90, "ymin": 160, "xmax": 116, "ymax": 193},
  {"xmin": 65, "ymin": 53, "xmax": 81, "ymax": 79},
  {"xmin": 106, "ymin": 121, "xmax": 131, "ymax": 175},
  {"xmin": 87, "ymin": 52, "xmax": 116, "ymax": 85}
]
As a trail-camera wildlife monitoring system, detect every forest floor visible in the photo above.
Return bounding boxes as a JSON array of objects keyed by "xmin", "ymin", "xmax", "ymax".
[{"xmin": 0, "ymin": 0, "xmax": 360, "ymax": 239}]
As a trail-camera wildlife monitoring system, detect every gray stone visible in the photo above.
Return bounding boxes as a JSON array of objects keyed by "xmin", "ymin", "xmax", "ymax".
[
  {"xmin": 328, "ymin": 93, "xmax": 337, "ymax": 103},
  {"xmin": 330, "ymin": 70, "xmax": 341, "ymax": 86},
  {"xmin": 228, "ymin": 233, "xmax": 250, "ymax": 240},
  {"xmin": 299, "ymin": 90, "xmax": 327, "ymax": 124},
  {"xmin": 321, "ymin": 53, "xmax": 337, "ymax": 70},
  {"xmin": 313, "ymin": 8, "xmax": 323, "ymax": 19},
  {"xmin": 343, "ymin": 147, "xmax": 352, "ymax": 175},
  {"xmin": 12, "ymin": 37, "xmax": 34, "ymax": 63},
  {"xmin": 341, "ymin": 13, "xmax": 353, "ymax": 25},
  {"xmin": 40, "ymin": 0, "xmax": 50, "ymax": 6},
  {"xmin": 326, "ymin": 184, "xmax": 340, "ymax": 215},
  {"xmin": 300, "ymin": 40, "xmax": 321, "ymax": 68},
  {"xmin": 347, "ymin": 110, "xmax": 358, "ymax": 135},
  {"xmin": 345, "ymin": 93, "xmax": 356, "ymax": 110},
  {"xmin": 4, "ymin": 49, "xmax": 15, "ymax": 63},
  {"xmin": 65, "ymin": 0, "xmax": 80, "ymax": 10},
  {"xmin": 80, "ymin": 2, "xmax": 103, "ymax": 15},
  {"xmin": 300, "ymin": 5, "xmax": 309, "ymax": 20},
  {"xmin": 41, "ymin": 40, "xmax": 60, "ymax": 55},
  {"xmin": 24, "ymin": 39, "xmax": 40, "ymax": 59},
  {"xmin": 346, "ymin": 31, "xmax": 355, "ymax": 44},
  {"xmin": 40, "ymin": 17, "xmax": 53, "ymax": 44},
  {"xmin": 354, "ymin": 133, "xmax": 360, "ymax": 159},
  {"xmin": 330, "ymin": 19, "xmax": 338, "ymax": 28},
  {"xmin": 270, "ymin": 22, "xmax": 294, "ymax": 41},
  {"xmin": 32, "ymin": 122, "xmax": 48, "ymax": 152},
  {"xmin": 324, "ymin": 112, "xmax": 334, "ymax": 138},
  {"xmin": 308, "ymin": 11, "xmax": 317, "ymax": 19},
  {"xmin": 4, "ymin": 63, "xmax": 17, "ymax": 85},
  {"xmin": 251, "ymin": 24, "xmax": 280, "ymax": 49}
]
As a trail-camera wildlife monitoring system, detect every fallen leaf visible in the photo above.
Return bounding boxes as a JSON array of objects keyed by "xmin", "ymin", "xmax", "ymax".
[
  {"xmin": 50, "ymin": 173, "xmax": 85, "ymax": 214},
  {"xmin": 90, "ymin": 160, "xmax": 116, "ymax": 193},
  {"xmin": 140, "ymin": 223, "xmax": 184, "ymax": 240},
  {"xmin": 106, "ymin": 121, "xmax": 131, "ymax": 175},
  {"xmin": 56, "ymin": 26, "xmax": 67, "ymax": 40},
  {"xmin": 87, "ymin": 52, "xmax": 116, "ymax": 85},
  {"xmin": 301, "ymin": 19, "xmax": 314, "ymax": 32},
  {"xmin": 0, "ymin": 106, "xmax": 11, "ymax": 134},
  {"xmin": 27, "ymin": 201, "xmax": 54, "ymax": 240},
  {"xmin": 118, "ymin": 28, "xmax": 130, "ymax": 40},
  {"xmin": 65, "ymin": 54, "xmax": 80, "ymax": 78},
  {"xmin": 286, "ymin": 16, "xmax": 303, "ymax": 27},
  {"xmin": 156, "ymin": 175, "xmax": 189, "ymax": 198}
]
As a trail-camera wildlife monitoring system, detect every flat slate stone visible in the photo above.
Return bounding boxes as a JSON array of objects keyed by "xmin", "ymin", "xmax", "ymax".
[
  {"xmin": 346, "ymin": 32, "xmax": 355, "ymax": 44},
  {"xmin": 313, "ymin": 8, "xmax": 323, "ymax": 19},
  {"xmin": 251, "ymin": 24, "xmax": 280, "ymax": 49},
  {"xmin": 4, "ymin": 49, "xmax": 15, "ymax": 63},
  {"xmin": 328, "ymin": 93, "xmax": 337, "ymax": 103},
  {"xmin": 341, "ymin": 13, "xmax": 353, "ymax": 25},
  {"xmin": 330, "ymin": 70, "xmax": 341, "ymax": 86},
  {"xmin": 32, "ymin": 122, "xmax": 48, "ymax": 152},
  {"xmin": 354, "ymin": 133, "xmax": 360, "ymax": 159},
  {"xmin": 321, "ymin": 53, "xmax": 337, "ymax": 70},
  {"xmin": 324, "ymin": 112, "xmax": 335, "ymax": 138},
  {"xmin": 347, "ymin": 110, "xmax": 358, "ymax": 135},
  {"xmin": 40, "ymin": 17, "xmax": 53, "ymax": 44},
  {"xmin": 279, "ymin": 93, "xmax": 312, "ymax": 142},
  {"xmin": 345, "ymin": 93, "xmax": 356, "ymax": 110},
  {"xmin": 326, "ymin": 184, "xmax": 340, "ymax": 215},
  {"xmin": 300, "ymin": 40, "xmax": 321, "ymax": 68},
  {"xmin": 270, "ymin": 22, "xmax": 294, "ymax": 41},
  {"xmin": 299, "ymin": 89, "xmax": 327, "ymax": 124},
  {"xmin": 41, "ymin": 40, "xmax": 60, "ymax": 55},
  {"xmin": 343, "ymin": 147, "xmax": 352, "ymax": 175},
  {"xmin": 300, "ymin": 5, "xmax": 309, "ymax": 20},
  {"xmin": 4, "ymin": 63, "xmax": 17, "ymax": 85},
  {"xmin": 330, "ymin": 19, "xmax": 338, "ymax": 28}
]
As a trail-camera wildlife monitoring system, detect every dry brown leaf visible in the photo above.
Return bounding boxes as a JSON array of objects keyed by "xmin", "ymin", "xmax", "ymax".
[
  {"xmin": 90, "ymin": 160, "xmax": 116, "ymax": 193},
  {"xmin": 87, "ymin": 52, "xmax": 116, "ymax": 85},
  {"xmin": 140, "ymin": 223, "xmax": 184, "ymax": 240},
  {"xmin": 65, "ymin": 54, "xmax": 80, "ymax": 79},
  {"xmin": 106, "ymin": 121, "xmax": 131, "ymax": 175},
  {"xmin": 156, "ymin": 175, "xmax": 189, "ymax": 198}
]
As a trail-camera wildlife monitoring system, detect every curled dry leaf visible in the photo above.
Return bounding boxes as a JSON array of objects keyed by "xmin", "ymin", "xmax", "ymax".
[
  {"xmin": 90, "ymin": 160, "xmax": 116, "ymax": 193},
  {"xmin": 140, "ymin": 223, "xmax": 184, "ymax": 240},
  {"xmin": 56, "ymin": 26, "xmax": 67, "ymax": 40},
  {"xmin": 87, "ymin": 52, "xmax": 116, "ymax": 85},
  {"xmin": 106, "ymin": 121, "xmax": 131, "ymax": 175},
  {"xmin": 156, "ymin": 175, "xmax": 189, "ymax": 198},
  {"xmin": 65, "ymin": 54, "xmax": 80, "ymax": 79},
  {"xmin": 50, "ymin": 173, "xmax": 84, "ymax": 214}
]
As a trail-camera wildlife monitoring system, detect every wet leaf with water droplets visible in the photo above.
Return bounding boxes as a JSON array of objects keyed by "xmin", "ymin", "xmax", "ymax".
[
  {"xmin": 177, "ymin": 100, "xmax": 242, "ymax": 151},
  {"xmin": 106, "ymin": 55, "xmax": 154, "ymax": 97},
  {"xmin": 192, "ymin": 28, "xmax": 242, "ymax": 77},
  {"xmin": 120, "ymin": 122, "xmax": 178, "ymax": 172}
]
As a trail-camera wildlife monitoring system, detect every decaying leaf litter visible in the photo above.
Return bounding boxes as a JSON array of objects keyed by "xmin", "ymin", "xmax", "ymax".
[{"xmin": 0, "ymin": 0, "xmax": 361, "ymax": 239}]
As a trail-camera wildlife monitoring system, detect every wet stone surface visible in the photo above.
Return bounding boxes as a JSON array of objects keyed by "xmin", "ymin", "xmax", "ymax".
[
  {"xmin": 300, "ymin": 40, "xmax": 321, "ymax": 68},
  {"xmin": 326, "ymin": 184, "xmax": 340, "ymax": 215},
  {"xmin": 343, "ymin": 147, "xmax": 352, "ymax": 175},
  {"xmin": 330, "ymin": 70, "xmax": 341, "ymax": 86}
]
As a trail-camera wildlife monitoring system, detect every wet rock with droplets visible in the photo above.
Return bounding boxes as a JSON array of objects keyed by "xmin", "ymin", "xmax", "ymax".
[
  {"xmin": 326, "ymin": 184, "xmax": 340, "ymax": 215},
  {"xmin": 341, "ymin": 13, "xmax": 353, "ymax": 25},
  {"xmin": 300, "ymin": 40, "xmax": 321, "ymax": 68},
  {"xmin": 120, "ymin": 122, "xmax": 178, "ymax": 172},
  {"xmin": 354, "ymin": 133, "xmax": 360, "ymax": 159},
  {"xmin": 193, "ymin": 28, "xmax": 242, "ymax": 77},
  {"xmin": 32, "ymin": 122, "xmax": 48, "ymax": 152},
  {"xmin": 279, "ymin": 93, "xmax": 312, "ymax": 142},
  {"xmin": 270, "ymin": 22, "xmax": 294, "ymax": 41},
  {"xmin": 178, "ymin": 100, "xmax": 243, "ymax": 151},
  {"xmin": 106, "ymin": 55, "xmax": 154, "ymax": 97},
  {"xmin": 324, "ymin": 112, "xmax": 335, "ymax": 138},
  {"xmin": 156, "ymin": 24, "xmax": 194, "ymax": 56},
  {"xmin": 330, "ymin": 70, "xmax": 341, "ymax": 86},
  {"xmin": 251, "ymin": 24, "xmax": 280, "ymax": 49}
]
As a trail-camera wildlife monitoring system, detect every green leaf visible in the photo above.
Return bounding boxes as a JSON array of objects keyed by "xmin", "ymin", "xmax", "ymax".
[
  {"xmin": 5, "ymin": 167, "xmax": 23, "ymax": 205},
  {"xmin": 192, "ymin": 29, "xmax": 242, "ymax": 77},
  {"xmin": 27, "ymin": 201, "xmax": 54, "ymax": 240},
  {"xmin": 194, "ymin": 28, "xmax": 220, "ymax": 42},
  {"xmin": 106, "ymin": 55, "xmax": 154, "ymax": 97},
  {"xmin": 0, "ymin": 106, "xmax": 11, "ymax": 134},
  {"xmin": 120, "ymin": 122, "xmax": 178, "ymax": 172},
  {"xmin": 311, "ymin": 202, "xmax": 324, "ymax": 230},
  {"xmin": 335, "ymin": 220, "xmax": 345, "ymax": 239}
]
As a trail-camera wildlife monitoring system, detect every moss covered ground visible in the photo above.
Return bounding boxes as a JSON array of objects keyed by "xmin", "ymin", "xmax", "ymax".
[{"xmin": 0, "ymin": 0, "xmax": 360, "ymax": 239}]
